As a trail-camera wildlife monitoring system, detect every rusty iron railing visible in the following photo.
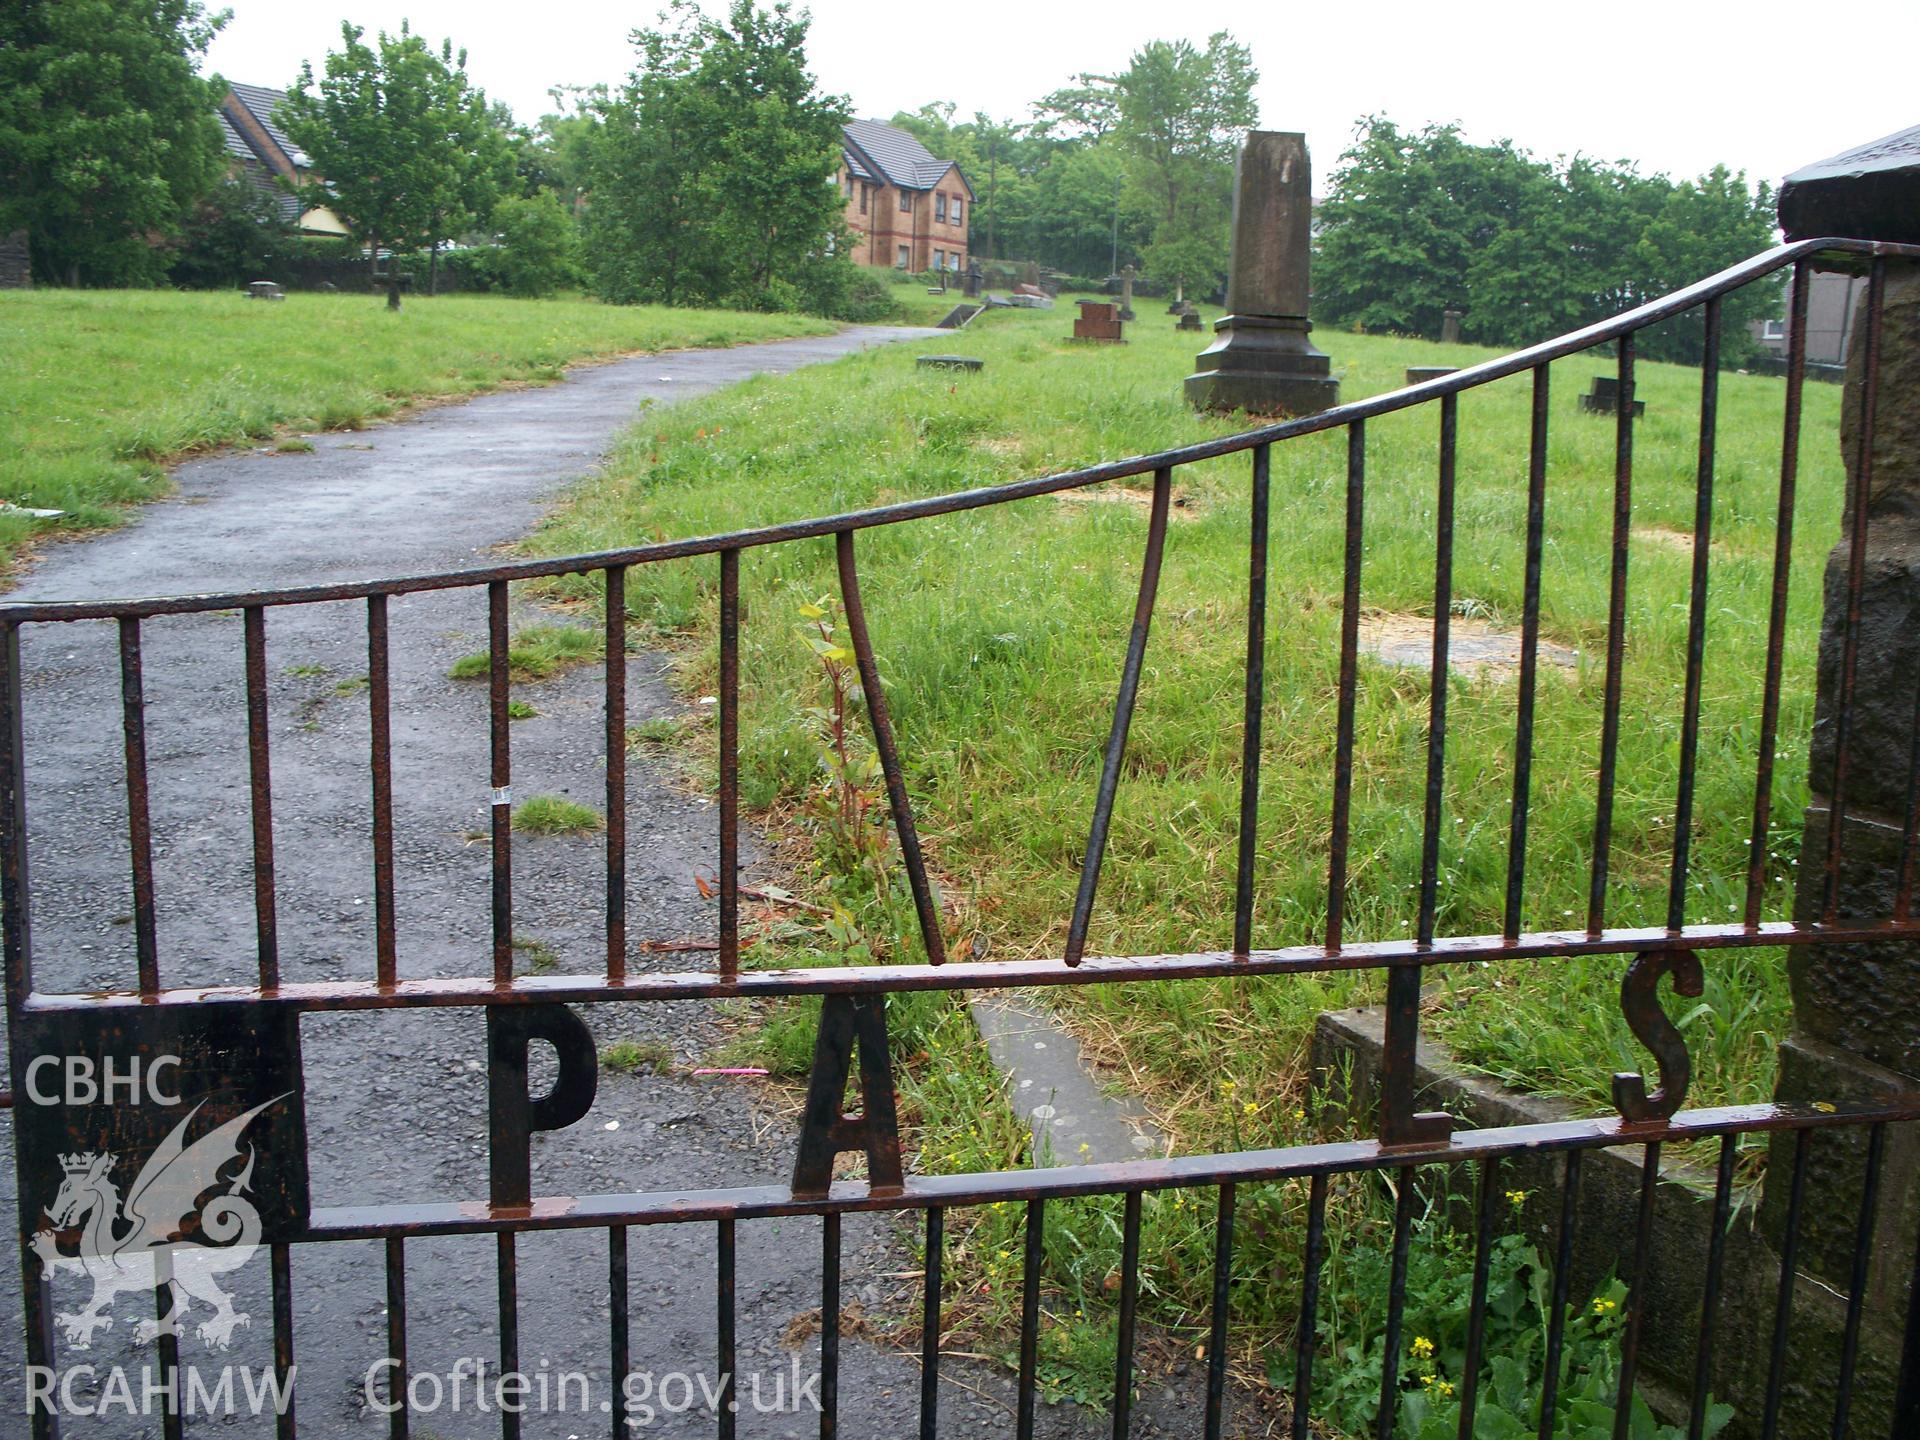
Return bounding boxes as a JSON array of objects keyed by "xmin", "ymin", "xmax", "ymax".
[{"xmin": 4, "ymin": 236, "xmax": 1920, "ymax": 1440}]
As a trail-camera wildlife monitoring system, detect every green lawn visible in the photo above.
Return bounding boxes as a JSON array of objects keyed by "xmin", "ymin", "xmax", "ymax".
[
  {"xmin": 0, "ymin": 288, "xmax": 836, "ymax": 572},
  {"xmin": 525, "ymin": 296, "xmax": 1838, "ymax": 1406}
]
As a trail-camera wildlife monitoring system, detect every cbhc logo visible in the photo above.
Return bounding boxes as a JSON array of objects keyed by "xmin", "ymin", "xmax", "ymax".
[{"xmin": 24, "ymin": 1054, "xmax": 183, "ymax": 1107}]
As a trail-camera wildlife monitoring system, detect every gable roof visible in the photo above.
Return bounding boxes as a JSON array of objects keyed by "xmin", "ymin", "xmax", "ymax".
[
  {"xmin": 841, "ymin": 120, "xmax": 970, "ymax": 195},
  {"xmin": 223, "ymin": 83, "xmax": 311, "ymax": 173}
]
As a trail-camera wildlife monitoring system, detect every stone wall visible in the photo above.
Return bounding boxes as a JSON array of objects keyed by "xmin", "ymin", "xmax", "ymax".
[{"xmin": 0, "ymin": 230, "xmax": 30, "ymax": 289}]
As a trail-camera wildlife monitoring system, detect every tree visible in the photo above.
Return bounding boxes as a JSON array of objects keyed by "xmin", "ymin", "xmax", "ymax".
[
  {"xmin": 0, "ymin": 0, "xmax": 229, "ymax": 286},
  {"xmin": 167, "ymin": 176, "xmax": 293, "ymax": 289},
  {"xmin": 281, "ymin": 22, "xmax": 481, "ymax": 309},
  {"xmin": 1112, "ymin": 33, "xmax": 1256, "ymax": 295},
  {"xmin": 586, "ymin": 0, "xmax": 849, "ymax": 312},
  {"xmin": 1315, "ymin": 116, "xmax": 1778, "ymax": 363}
]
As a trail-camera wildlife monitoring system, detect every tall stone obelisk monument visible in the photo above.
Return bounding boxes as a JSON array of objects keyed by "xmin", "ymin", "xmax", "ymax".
[{"xmin": 1185, "ymin": 131, "xmax": 1338, "ymax": 417}]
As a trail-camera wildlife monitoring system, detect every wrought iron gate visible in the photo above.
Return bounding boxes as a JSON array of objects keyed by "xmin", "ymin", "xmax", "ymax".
[{"xmin": 5, "ymin": 236, "xmax": 1920, "ymax": 1439}]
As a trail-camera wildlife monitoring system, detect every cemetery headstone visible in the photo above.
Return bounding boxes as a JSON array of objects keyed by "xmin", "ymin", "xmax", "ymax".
[
  {"xmin": 1072, "ymin": 300, "xmax": 1124, "ymax": 343},
  {"xmin": 1185, "ymin": 132, "xmax": 1338, "ymax": 416},
  {"xmin": 1118, "ymin": 265, "xmax": 1137, "ymax": 321},
  {"xmin": 1441, "ymin": 309, "xmax": 1463, "ymax": 344}
]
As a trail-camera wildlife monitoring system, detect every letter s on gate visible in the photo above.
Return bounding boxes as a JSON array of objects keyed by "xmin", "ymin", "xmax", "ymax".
[{"xmin": 1613, "ymin": 948, "xmax": 1705, "ymax": 1125}]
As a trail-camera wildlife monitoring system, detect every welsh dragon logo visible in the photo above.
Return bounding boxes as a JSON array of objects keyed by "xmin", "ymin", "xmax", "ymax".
[{"xmin": 31, "ymin": 1096, "xmax": 284, "ymax": 1351}]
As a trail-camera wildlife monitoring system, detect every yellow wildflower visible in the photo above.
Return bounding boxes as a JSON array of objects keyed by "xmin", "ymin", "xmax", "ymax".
[
  {"xmin": 1243, "ymin": 1101, "xmax": 1258, "ymax": 1116},
  {"xmin": 1410, "ymin": 1335, "xmax": 1434, "ymax": 1359}
]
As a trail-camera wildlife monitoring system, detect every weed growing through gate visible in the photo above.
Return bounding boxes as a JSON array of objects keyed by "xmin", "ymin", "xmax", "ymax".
[
  {"xmin": 506, "ymin": 699, "xmax": 537, "ymax": 719},
  {"xmin": 511, "ymin": 795, "xmax": 603, "ymax": 835},
  {"xmin": 510, "ymin": 935, "xmax": 559, "ymax": 974},
  {"xmin": 601, "ymin": 1039, "xmax": 673, "ymax": 1073},
  {"xmin": 1315, "ymin": 1176, "xmax": 1732, "ymax": 1439},
  {"xmin": 450, "ymin": 624, "xmax": 602, "ymax": 681}
]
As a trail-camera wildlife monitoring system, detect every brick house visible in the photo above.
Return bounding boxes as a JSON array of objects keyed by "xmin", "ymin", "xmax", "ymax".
[{"xmin": 837, "ymin": 119, "xmax": 973, "ymax": 273}]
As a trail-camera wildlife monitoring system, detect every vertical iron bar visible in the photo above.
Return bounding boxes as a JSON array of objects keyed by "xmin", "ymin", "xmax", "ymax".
[
  {"xmin": 1893, "ymin": 1172, "xmax": 1920, "ymax": 1440},
  {"xmin": 1612, "ymin": 1143, "xmax": 1662, "ymax": 1440},
  {"xmin": 1688, "ymin": 1135, "xmax": 1738, "ymax": 1440},
  {"xmin": 498, "ymin": 1231, "xmax": 520, "ymax": 1440},
  {"xmin": 1234, "ymin": 445, "xmax": 1271, "ymax": 956},
  {"xmin": 1832, "ymin": 1123, "xmax": 1886, "ymax": 1438},
  {"xmin": 1018, "ymin": 1199, "xmax": 1044, "ymax": 1440},
  {"xmin": 1588, "ymin": 333, "xmax": 1636, "ymax": 936},
  {"xmin": 386, "ymin": 1236, "xmax": 408, "ymax": 1440},
  {"xmin": 719, "ymin": 549, "xmax": 740, "ymax": 980},
  {"xmin": 1113, "ymin": 1190, "xmax": 1142, "ymax": 1438},
  {"xmin": 1761, "ymin": 1128, "xmax": 1812, "ymax": 1439},
  {"xmin": 821, "ymin": 1211, "xmax": 840, "ymax": 1440},
  {"xmin": 835, "ymin": 531, "xmax": 947, "ymax": 965},
  {"xmin": 1668, "ymin": 301, "xmax": 1720, "ymax": 932},
  {"xmin": 489, "ymin": 581, "xmax": 513, "ymax": 982},
  {"xmin": 1898, "ymin": 676, "xmax": 1919, "ymax": 923},
  {"xmin": 1066, "ymin": 467, "xmax": 1174, "ymax": 966},
  {"xmin": 1205, "ymin": 1182, "xmax": 1236, "ymax": 1440},
  {"xmin": 718, "ymin": 1219, "xmax": 736, "ymax": 1440},
  {"xmin": 1291, "ymin": 1173, "xmax": 1330, "ymax": 1440},
  {"xmin": 1419, "ymin": 394, "xmax": 1458, "ymax": 946},
  {"xmin": 368, "ymin": 595, "xmax": 397, "ymax": 986},
  {"xmin": 272, "ymin": 1240, "xmax": 296, "ymax": 1440},
  {"xmin": 245, "ymin": 605, "xmax": 279, "ymax": 986},
  {"xmin": 1327, "ymin": 424, "xmax": 1366, "ymax": 950},
  {"xmin": 4, "ymin": 619, "xmax": 54, "ymax": 1440},
  {"xmin": 917, "ymin": 1205, "xmax": 940, "ymax": 1440},
  {"xmin": 920, "ymin": 1206, "xmax": 944, "ymax": 1440},
  {"xmin": 1377, "ymin": 1167, "xmax": 1419, "ymax": 1440},
  {"xmin": 0, "ymin": 619, "xmax": 34, "ymax": 1010},
  {"xmin": 1745, "ymin": 261, "xmax": 1811, "ymax": 927},
  {"xmin": 1456, "ymin": 1157, "xmax": 1500, "ymax": 1440},
  {"xmin": 606, "ymin": 566, "xmax": 627, "ymax": 982},
  {"xmin": 1505, "ymin": 368, "xmax": 1550, "ymax": 941},
  {"xmin": 1538, "ymin": 1149, "xmax": 1585, "ymax": 1440},
  {"xmin": 119, "ymin": 616, "xmax": 159, "ymax": 994},
  {"xmin": 155, "ymin": 1246, "xmax": 183, "ymax": 1440},
  {"xmin": 1823, "ymin": 258, "xmax": 1887, "ymax": 923},
  {"xmin": 610, "ymin": 1227, "xmax": 630, "ymax": 1440}
]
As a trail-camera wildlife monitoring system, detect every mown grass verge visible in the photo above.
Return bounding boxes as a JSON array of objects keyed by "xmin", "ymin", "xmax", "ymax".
[
  {"xmin": 0, "ymin": 288, "xmax": 835, "ymax": 574},
  {"xmin": 526, "ymin": 297, "xmax": 1837, "ymax": 1419}
]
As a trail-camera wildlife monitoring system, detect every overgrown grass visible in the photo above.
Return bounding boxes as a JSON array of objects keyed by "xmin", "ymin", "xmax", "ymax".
[
  {"xmin": 449, "ymin": 623, "xmax": 603, "ymax": 681},
  {"xmin": 526, "ymin": 297, "xmax": 1839, "ymax": 1411},
  {"xmin": 510, "ymin": 795, "xmax": 603, "ymax": 835},
  {"xmin": 0, "ymin": 288, "xmax": 835, "ymax": 574}
]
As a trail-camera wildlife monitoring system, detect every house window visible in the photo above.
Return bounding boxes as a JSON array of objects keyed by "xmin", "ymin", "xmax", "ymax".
[
  {"xmin": 843, "ymin": 172, "xmax": 852, "ymax": 199},
  {"xmin": 1761, "ymin": 318, "xmax": 1786, "ymax": 340},
  {"xmin": 935, "ymin": 249, "xmax": 945, "ymax": 269},
  {"xmin": 859, "ymin": 184, "xmax": 869, "ymax": 216},
  {"xmin": 899, "ymin": 189, "xmax": 912, "ymax": 213},
  {"xmin": 897, "ymin": 245, "xmax": 910, "ymax": 269},
  {"xmin": 952, "ymin": 198, "xmax": 963, "ymax": 227},
  {"xmin": 935, "ymin": 193, "xmax": 947, "ymax": 222}
]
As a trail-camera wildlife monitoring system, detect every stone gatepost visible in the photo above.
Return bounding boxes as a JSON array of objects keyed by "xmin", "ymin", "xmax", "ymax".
[
  {"xmin": 1758, "ymin": 124, "xmax": 1920, "ymax": 1437},
  {"xmin": 1184, "ymin": 131, "xmax": 1338, "ymax": 417}
]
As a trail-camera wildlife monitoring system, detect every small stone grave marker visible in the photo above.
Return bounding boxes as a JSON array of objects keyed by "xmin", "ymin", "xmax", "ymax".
[{"xmin": 1580, "ymin": 374, "xmax": 1646, "ymax": 418}]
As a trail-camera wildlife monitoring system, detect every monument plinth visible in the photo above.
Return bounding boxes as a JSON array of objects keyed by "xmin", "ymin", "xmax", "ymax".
[{"xmin": 1185, "ymin": 131, "xmax": 1338, "ymax": 417}]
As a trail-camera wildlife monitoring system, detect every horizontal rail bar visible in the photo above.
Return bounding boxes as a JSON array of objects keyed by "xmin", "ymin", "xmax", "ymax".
[
  {"xmin": 21, "ymin": 918, "xmax": 1918, "ymax": 1012},
  {"xmin": 299, "ymin": 1100, "xmax": 1915, "ymax": 1240},
  {"xmin": 4, "ymin": 238, "xmax": 1911, "ymax": 627}
]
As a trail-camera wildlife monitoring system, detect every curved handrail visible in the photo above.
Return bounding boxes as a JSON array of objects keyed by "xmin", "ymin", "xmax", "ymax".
[{"xmin": 3, "ymin": 234, "xmax": 1909, "ymax": 625}]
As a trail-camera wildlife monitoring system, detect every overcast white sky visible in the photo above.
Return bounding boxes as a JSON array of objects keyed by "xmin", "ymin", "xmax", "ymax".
[{"xmin": 204, "ymin": 0, "xmax": 1914, "ymax": 190}]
